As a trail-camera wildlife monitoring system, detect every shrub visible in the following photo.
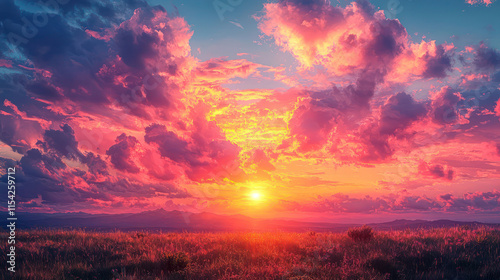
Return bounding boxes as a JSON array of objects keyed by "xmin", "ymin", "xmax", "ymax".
[
  {"xmin": 367, "ymin": 256, "xmax": 398, "ymax": 280},
  {"xmin": 367, "ymin": 256, "xmax": 395, "ymax": 275},
  {"xmin": 348, "ymin": 225, "xmax": 374, "ymax": 242},
  {"xmin": 159, "ymin": 252, "xmax": 190, "ymax": 272},
  {"xmin": 396, "ymin": 249, "xmax": 442, "ymax": 272},
  {"xmin": 324, "ymin": 250, "xmax": 344, "ymax": 265}
]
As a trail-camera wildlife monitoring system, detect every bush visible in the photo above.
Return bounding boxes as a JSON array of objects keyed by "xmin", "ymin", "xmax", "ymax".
[
  {"xmin": 324, "ymin": 250, "xmax": 344, "ymax": 265},
  {"xmin": 367, "ymin": 256, "xmax": 395, "ymax": 275},
  {"xmin": 348, "ymin": 225, "xmax": 374, "ymax": 242},
  {"xmin": 159, "ymin": 252, "xmax": 190, "ymax": 272},
  {"xmin": 396, "ymin": 249, "xmax": 442, "ymax": 272}
]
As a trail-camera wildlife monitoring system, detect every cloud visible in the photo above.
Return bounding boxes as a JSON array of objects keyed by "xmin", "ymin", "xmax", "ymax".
[
  {"xmin": 258, "ymin": 0, "xmax": 403, "ymax": 74},
  {"xmin": 429, "ymin": 86, "xmax": 463, "ymax": 125},
  {"xmin": 359, "ymin": 92, "xmax": 426, "ymax": 162},
  {"xmin": 496, "ymin": 98, "xmax": 500, "ymax": 118},
  {"xmin": 106, "ymin": 134, "xmax": 141, "ymax": 173},
  {"xmin": 279, "ymin": 193, "xmax": 438, "ymax": 213},
  {"xmin": 1, "ymin": 1, "xmax": 194, "ymax": 125},
  {"xmin": 0, "ymin": 147, "xmax": 190, "ymax": 209},
  {"xmin": 259, "ymin": 0, "xmax": 458, "ymax": 164},
  {"xmin": 439, "ymin": 191, "xmax": 500, "ymax": 212},
  {"xmin": 279, "ymin": 191, "xmax": 500, "ymax": 213},
  {"xmin": 39, "ymin": 124, "xmax": 84, "ymax": 160},
  {"xmin": 144, "ymin": 113, "xmax": 243, "ymax": 182},
  {"xmin": 245, "ymin": 148, "xmax": 276, "ymax": 172},
  {"xmin": 195, "ymin": 57, "xmax": 265, "ymax": 85},
  {"xmin": 0, "ymin": 1, "xmax": 203, "ymax": 211},
  {"xmin": 418, "ymin": 162, "xmax": 454, "ymax": 181},
  {"xmin": 465, "ymin": 0, "xmax": 496, "ymax": 6},
  {"xmin": 81, "ymin": 152, "xmax": 108, "ymax": 176},
  {"xmin": 378, "ymin": 92, "xmax": 427, "ymax": 135},
  {"xmin": 286, "ymin": 70, "xmax": 382, "ymax": 152},
  {"xmin": 421, "ymin": 44, "xmax": 453, "ymax": 78},
  {"xmin": 257, "ymin": 0, "xmax": 453, "ymax": 82},
  {"xmin": 473, "ymin": 44, "xmax": 500, "ymax": 72}
]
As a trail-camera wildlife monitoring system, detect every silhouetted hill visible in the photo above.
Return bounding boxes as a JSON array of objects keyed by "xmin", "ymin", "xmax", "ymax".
[{"xmin": 9, "ymin": 210, "xmax": 499, "ymax": 232}]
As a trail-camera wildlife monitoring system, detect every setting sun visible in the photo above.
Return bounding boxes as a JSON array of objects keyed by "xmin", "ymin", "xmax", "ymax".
[{"xmin": 250, "ymin": 192, "xmax": 262, "ymax": 201}]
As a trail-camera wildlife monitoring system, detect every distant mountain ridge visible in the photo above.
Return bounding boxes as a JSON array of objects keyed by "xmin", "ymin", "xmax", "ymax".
[{"xmin": 9, "ymin": 209, "xmax": 499, "ymax": 232}]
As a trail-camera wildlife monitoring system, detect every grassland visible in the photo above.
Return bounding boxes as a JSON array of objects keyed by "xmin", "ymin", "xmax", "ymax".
[{"xmin": 1, "ymin": 226, "xmax": 500, "ymax": 280}]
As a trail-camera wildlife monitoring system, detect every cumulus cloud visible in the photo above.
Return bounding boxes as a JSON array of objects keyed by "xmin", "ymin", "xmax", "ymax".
[
  {"xmin": 39, "ymin": 124, "xmax": 83, "ymax": 160},
  {"xmin": 0, "ymin": 0, "xmax": 227, "ymax": 211},
  {"xmin": 106, "ymin": 134, "xmax": 141, "ymax": 173},
  {"xmin": 258, "ymin": 0, "xmax": 453, "ymax": 82},
  {"xmin": 261, "ymin": 0, "xmax": 457, "ymax": 163},
  {"xmin": 144, "ymin": 115, "xmax": 243, "ymax": 182},
  {"xmin": 418, "ymin": 162, "xmax": 454, "ymax": 181},
  {"xmin": 473, "ymin": 43, "xmax": 500, "ymax": 72},
  {"xmin": 378, "ymin": 92, "xmax": 427, "ymax": 136},
  {"xmin": 429, "ymin": 86, "xmax": 463, "ymax": 125},
  {"xmin": 439, "ymin": 191, "xmax": 500, "ymax": 212},
  {"xmin": 1, "ymin": 0, "xmax": 195, "ymax": 127},
  {"xmin": 359, "ymin": 92, "xmax": 427, "ymax": 162},
  {"xmin": 0, "ymin": 148, "xmax": 190, "ymax": 209}
]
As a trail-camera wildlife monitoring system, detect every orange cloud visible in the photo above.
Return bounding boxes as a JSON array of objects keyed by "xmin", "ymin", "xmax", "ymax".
[{"xmin": 194, "ymin": 57, "xmax": 266, "ymax": 85}]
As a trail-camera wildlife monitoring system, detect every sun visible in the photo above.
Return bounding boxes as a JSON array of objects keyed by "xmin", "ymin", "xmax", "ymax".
[{"xmin": 250, "ymin": 191, "xmax": 262, "ymax": 201}]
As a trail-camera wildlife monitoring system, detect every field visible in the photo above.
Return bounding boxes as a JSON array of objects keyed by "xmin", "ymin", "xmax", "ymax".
[{"xmin": 2, "ymin": 226, "xmax": 500, "ymax": 280}]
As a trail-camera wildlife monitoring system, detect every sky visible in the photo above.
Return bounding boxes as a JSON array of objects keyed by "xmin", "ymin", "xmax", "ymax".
[{"xmin": 0, "ymin": 0, "xmax": 499, "ymax": 223}]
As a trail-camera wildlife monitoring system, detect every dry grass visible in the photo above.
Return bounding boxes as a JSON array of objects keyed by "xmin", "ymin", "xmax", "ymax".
[{"xmin": 1, "ymin": 226, "xmax": 500, "ymax": 279}]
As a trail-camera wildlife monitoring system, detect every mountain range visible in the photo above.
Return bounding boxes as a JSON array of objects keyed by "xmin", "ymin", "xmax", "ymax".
[{"xmin": 9, "ymin": 209, "xmax": 499, "ymax": 232}]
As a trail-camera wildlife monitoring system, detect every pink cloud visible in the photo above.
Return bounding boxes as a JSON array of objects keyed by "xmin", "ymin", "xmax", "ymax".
[
  {"xmin": 194, "ymin": 57, "xmax": 265, "ymax": 85},
  {"xmin": 496, "ymin": 98, "xmax": 500, "ymax": 117},
  {"xmin": 257, "ymin": 0, "xmax": 453, "ymax": 83},
  {"xmin": 418, "ymin": 162, "xmax": 454, "ymax": 181},
  {"xmin": 278, "ymin": 191, "xmax": 500, "ymax": 214},
  {"xmin": 0, "ymin": 59, "xmax": 12, "ymax": 68},
  {"xmin": 466, "ymin": 0, "xmax": 496, "ymax": 6}
]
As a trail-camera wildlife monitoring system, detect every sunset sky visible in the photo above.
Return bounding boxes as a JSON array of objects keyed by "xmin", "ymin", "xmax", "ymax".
[{"xmin": 0, "ymin": 0, "xmax": 499, "ymax": 223}]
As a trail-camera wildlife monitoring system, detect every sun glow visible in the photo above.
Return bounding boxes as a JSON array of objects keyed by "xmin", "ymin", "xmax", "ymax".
[{"xmin": 250, "ymin": 191, "xmax": 262, "ymax": 201}]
